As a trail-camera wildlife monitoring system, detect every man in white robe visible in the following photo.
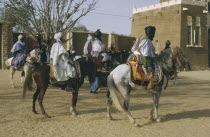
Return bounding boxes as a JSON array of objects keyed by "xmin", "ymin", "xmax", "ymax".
[
  {"xmin": 83, "ymin": 34, "xmax": 93, "ymax": 56},
  {"xmin": 91, "ymin": 29, "xmax": 105, "ymax": 58},
  {"xmin": 50, "ymin": 32, "xmax": 76, "ymax": 82}
]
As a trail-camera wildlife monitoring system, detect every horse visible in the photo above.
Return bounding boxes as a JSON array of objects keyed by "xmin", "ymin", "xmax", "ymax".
[
  {"xmin": 5, "ymin": 48, "xmax": 41, "ymax": 88},
  {"xmin": 23, "ymin": 57, "xmax": 96, "ymax": 117},
  {"xmin": 106, "ymin": 46, "xmax": 190, "ymax": 127},
  {"xmin": 170, "ymin": 47, "xmax": 191, "ymax": 85},
  {"xmin": 99, "ymin": 50, "xmax": 131, "ymax": 87}
]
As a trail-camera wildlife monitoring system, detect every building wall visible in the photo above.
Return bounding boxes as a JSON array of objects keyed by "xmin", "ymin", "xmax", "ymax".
[
  {"xmin": 0, "ymin": 24, "xmax": 2, "ymax": 69},
  {"xmin": 131, "ymin": 4, "xmax": 182, "ymax": 53},
  {"xmin": 118, "ymin": 35, "xmax": 136, "ymax": 51},
  {"xmin": 160, "ymin": 0, "xmax": 171, "ymax": 2},
  {"xmin": 132, "ymin": 2, "xmax": 209, "ymax": 69},
  {"xmin": 0, "ymin": 23, "xmax": 14, "ymax": 69},
  {"xmin": 71, "ymin": 32, "xmax": 109, "ymax": 55},
  {"xmin": 180, "ymin": 4, "xmax": 209, "ymax": 70}
]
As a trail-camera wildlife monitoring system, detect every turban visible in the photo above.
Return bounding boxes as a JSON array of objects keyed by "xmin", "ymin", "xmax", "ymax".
[
  {"xmin": 87, "ymin": 34, "xmax": 92, "ymax": 41},
  {"xmin": 18, "ymin": 35, "xmax": 24, "ymax": 41},
  {"xmin": 54, "ymin": 32, "xmax": 62, "ymax": 42}
]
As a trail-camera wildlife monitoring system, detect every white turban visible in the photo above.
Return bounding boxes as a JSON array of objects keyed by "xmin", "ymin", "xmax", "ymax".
[
  {"xmin": 54, "ymin": 32, "xmax": 62, "ymax": 42},
  {"xmin": 18, "ymin": 34, "xmax": 24, "ymax": 41},
  {"xmin": 87, "ymin": 34, "xmax": 92, "ymax": 41}
]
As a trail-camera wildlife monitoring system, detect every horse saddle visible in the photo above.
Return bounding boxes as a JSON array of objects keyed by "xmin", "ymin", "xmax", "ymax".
[
  {"xmin": 128, "ymin": 61, "xmax": 151, "ymax": 82},
  {"xmin": 128, "ymin": 61, "xmax": 162, "ymax": 85},
  {"xmin": 49, "ymin": 65, "xmax": 68, "ymax": 86}
]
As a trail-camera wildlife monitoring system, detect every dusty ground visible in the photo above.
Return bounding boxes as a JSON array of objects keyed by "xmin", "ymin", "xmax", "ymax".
[{"xmin": 0, "ymin": 70, "xmax": 210, "ymax": 137}]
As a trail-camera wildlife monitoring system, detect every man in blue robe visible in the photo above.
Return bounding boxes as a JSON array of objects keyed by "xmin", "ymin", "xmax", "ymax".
[{"xmin": 11, "ymin": 35, "xmax": 27, "ymax": 68}]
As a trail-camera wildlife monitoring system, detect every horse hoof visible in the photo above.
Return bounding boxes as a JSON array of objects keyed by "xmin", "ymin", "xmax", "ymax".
[
  {"xmin": 71, "ymin": 111, "xmax": 78, "ymax": 116},
  {"xmin": 148, "ymin": 116, "xmax": 155, "ymax": 122},
  {"xmin": 156, "ymin": 118, "xmax": 161, "ymax": 123},
  {"xmin": 70, "ymin": 107, "xmax": 78, "ymax": 115},
  {"xmin": 44, "ymin": 114, "xmax": 51, "ymax": 118},
  {"xmin": 134, "ymin": 122, "xmax": 141, "ymax": 127},
  {"xmin": 107, "ymin": 115, "xmax": 113, "ymax": 120},
  {"xmin": 33, "ymin": 111, "xmax": 38, "ymax": 114}
]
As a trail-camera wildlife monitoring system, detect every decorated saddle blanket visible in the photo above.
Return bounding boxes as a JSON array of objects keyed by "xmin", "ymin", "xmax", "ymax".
[
  {"xmin": 128, "ymin": 61, "xmax": 150, "ymax": 82},
  {"xmin": 128, "ymin": 61, "xmax": 162, "ymax": 85}
]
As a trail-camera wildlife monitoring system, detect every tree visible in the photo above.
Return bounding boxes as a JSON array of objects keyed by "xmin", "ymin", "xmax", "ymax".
[
  {"xmin": 72, "ymin": 24, "xmax": 90, "ymax": 32},
  {"xmin": 4, "ymin": 0, "xmax": 97, "ymax": 46},
  {"xmin": 0, "ymin": 7, "xmax": 4, "ymax": 20}
]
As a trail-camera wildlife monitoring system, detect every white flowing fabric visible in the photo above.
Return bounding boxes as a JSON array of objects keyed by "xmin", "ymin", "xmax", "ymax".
[
  {"xmin": 91, "ymin": 38, "xmax": 105, "ymax": 57},
  {"xmin": 101, "ymin": 53, "xmax": 111, "ymax": 62},
  {"xmin": 83, "ymin": 34, "xmax": 93, "ymax": 55},
  {"xmin": 50, "ymin": 33, "xmax": 76, "ymax": 81},
  {"xmin": 11, "ymin": 34, "xmax": 25, "ymax": 53}
]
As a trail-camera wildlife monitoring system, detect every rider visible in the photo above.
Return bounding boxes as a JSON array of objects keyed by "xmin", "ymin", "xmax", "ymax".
[
  {"xmin": 32, "ymin": 34, "xmax": 48, "ymax": 64},
  {"xmin": 133, "ymin": 26, "xmax": 159, "ymax": 93},
  {"xmin": 92, "ymin": 29, "xmax": 105, "ymax": 58},
  {"xmin": 50, "ymin": 32, "xmax": 76, "ymax": 83},
  {"xmin": 133, "ymin": 26, "xmax": 156, "ymax": 78},
  {"xmin": 11, "ymin": 34, "xmax": 27, "ymax": 68},
  {"xmin": 164, "ymin": 40, "xmax": 171, "ymax": 50},
  {"xmin": 83, "ymin": 34, "xmax": 93, "ymax": 59},
  {"xmin": 89, "ymin": 29, "xmax": 106, "ymax": 94}
]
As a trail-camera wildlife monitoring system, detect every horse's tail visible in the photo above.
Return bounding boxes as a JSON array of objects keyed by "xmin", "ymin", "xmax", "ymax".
[
  {"xmin": 107, "ymin": 73, "xmax": 125, "ymax": 112},
  {"xmin": 23, "ymin": 70, "xmax": 34, "ymax": 98}
]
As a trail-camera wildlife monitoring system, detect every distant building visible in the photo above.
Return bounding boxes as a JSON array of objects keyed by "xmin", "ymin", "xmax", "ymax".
[{"xmin": 131, "ymin": 0, "xmax": 210, "ymax": 70}]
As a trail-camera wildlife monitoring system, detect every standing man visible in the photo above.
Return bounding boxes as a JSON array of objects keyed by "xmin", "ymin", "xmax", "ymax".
[{"xmin": 11, "ymin": 34, "xmax": 27, "ymax": 68}]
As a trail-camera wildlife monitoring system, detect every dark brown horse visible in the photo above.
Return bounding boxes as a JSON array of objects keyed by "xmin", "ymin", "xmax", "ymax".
[{"xmin": 23, "ymin": 58, "xmax": 96, "ymax": 117}]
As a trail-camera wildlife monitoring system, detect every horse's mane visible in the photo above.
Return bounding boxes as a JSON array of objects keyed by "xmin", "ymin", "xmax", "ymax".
[{"xmin": 158, "ymin": 48, "xmax": 172, "ymax": 61}]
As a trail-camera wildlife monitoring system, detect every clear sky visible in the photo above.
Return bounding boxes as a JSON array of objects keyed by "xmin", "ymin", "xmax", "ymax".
[{"xmin": 80, "ymin": 0, "xmax": 160, "ymax": 35}]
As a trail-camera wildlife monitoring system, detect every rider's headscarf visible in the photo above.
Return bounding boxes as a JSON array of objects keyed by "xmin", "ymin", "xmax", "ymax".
[
  {"xmin": 18, "ymin": 34, "xmax": 24, "ymax": 42},
  {"xmin": 94, "ymin": 29, "xmax": 102, "ymax": 41},
  {"xmin": 54, "ymin": 32, "xmax": 62, "ymax": 42},
  {"xmin": 83, "ymin": 34, "xmax": 93, "ymax": 55},
  {"xmin": 145, "ymin": 26, "xmax": 156, "ymax": 41}
]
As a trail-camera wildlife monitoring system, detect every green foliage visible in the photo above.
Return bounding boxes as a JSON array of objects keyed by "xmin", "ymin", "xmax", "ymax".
[{"xmin": 72, "ymin": 25, "xmax": 89, "ymax": 32}]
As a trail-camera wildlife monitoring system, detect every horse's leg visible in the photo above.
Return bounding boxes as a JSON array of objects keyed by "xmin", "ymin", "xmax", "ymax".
[
  {"xmin": 174, "ymin": 72, "xmax": 178, "ymax": 85},
  {"xmin": 20, "ymin": 71, "xmax": 25, "ymax": 84},
  {"xmin": 24, "ymin": 66, "xmax": 33, "ymax": 90},
  {"xmin": 38, "ymin": 87, "xmax": 49, "ymax": 118},
  {"xmin": 10, "ymin": 67, "xmax": 16, "ymax": 88},
  {"xmin": 149, "ymin": 86, "xmax": 161, "ymax": 122},
  {"xmin": 118, "ymin": 85, "xmax": 140, "ymax": 127},
  {"xmin": 70, "ymin": 86, "xmax": 79, "ymax": 115},
  {"xmin": 32, "ymin": 87, "xmax": 40, "ymax": 114},
  {"xmin": 107, "ymin": 95, "xmax": 113, "ymax": 120}
]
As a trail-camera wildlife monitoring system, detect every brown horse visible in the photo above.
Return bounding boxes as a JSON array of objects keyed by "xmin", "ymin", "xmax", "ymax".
[{"xmin": 23, "ymin": 58, "xmax": 96, "ymax": 117}]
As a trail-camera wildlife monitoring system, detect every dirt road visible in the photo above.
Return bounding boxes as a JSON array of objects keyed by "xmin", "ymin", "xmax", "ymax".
[{"xmin": 0, "ymin": 70, "xmax": 210, "ymax": 137}]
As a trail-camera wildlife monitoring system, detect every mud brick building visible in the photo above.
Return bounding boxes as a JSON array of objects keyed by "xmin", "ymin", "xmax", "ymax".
[{"xmin": 131, "ymin": 0, "xmax": 210, "ymax": 70}]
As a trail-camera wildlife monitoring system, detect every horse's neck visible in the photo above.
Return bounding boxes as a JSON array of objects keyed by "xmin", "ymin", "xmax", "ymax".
[{"xmin": 159, "ymin": 51, "xmax": 173, "ymax": 69}]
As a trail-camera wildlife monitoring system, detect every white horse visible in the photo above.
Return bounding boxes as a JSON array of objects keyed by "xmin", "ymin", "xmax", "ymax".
[
  {"xmin": 5, "ymin": 48, "xmax": 41, "ymax": 88},
  {"xmin": 106, "ymin": 46, "xmax": 190, "ymax": 127}
]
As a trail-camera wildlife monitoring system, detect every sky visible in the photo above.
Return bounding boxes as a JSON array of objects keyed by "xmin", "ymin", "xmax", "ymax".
[{"xmin": 80, "ymin": 0, "xmax": 160, "ymax": 35}]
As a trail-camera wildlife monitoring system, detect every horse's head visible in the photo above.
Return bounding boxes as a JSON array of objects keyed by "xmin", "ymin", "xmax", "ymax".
[
  {"xmin": 171, "ymin": 46, "xmax": 191, "ymax": 71},
  {"xmin": 120, "ymin": 50, "xmax": 130, "ymax": 63},
  {"xmin": 29, "ymin": 48, "xmax": 41, "ymax": 63}
]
